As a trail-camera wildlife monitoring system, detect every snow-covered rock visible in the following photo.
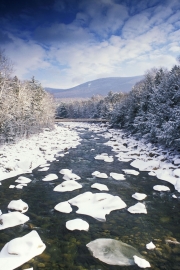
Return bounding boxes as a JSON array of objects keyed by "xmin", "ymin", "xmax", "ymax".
[
  {"xmin": 42, "ymin": 173, "xmax": 58, "ymax": 181},
  {"xmin": 0, "ymin": 230, "xmax": 46, "ymax": 270},
  {"xmin": 146, "ymin": 241, "xmax": 156, "ymax": 250},
  {"xmin": 110, "ymin": 172, "xmax": 126, "ymax": 180},
  {"xmin": 59, "ymin": 169, "xmax": 72, "ymax": 175},
  {"xmin": 122, "ymin": 169, "xmax": 139, "ymax": 176},
  {"xmin": 91, "ymin": 183, "xmax": 109, "ymax": 191},
  {"xmin": 132, "ymin": 193, "xmax": 147, "ymax": 201},
  {"xmin": 66, "ymin": 218, "xmax": 89, "ymax": 231},
  {"xmin": 53, "ymin": 180, "xmax": 82, "ymax": 192},
  {"xmin": 7, "ymin": 199, "xmax": 28, "ymax": 213},
  {"xmin": 68, "ymin": 192, "xmax": 127, "ymax": 221},
  {"xmin": 15, "ymin": 176, "xmax": 31, "ymax": 184},
  {"xmin": 54, "ymin": 201, "xmax": 72, "ymax": 213},
  {"xmin": 63, "ymin": 172, "xmax": 81, "ymax": 181},
  {"xmin": 128, "ymin": 203, "xmax": 147, "ymax": 214},
  {"xmin": 0, "ymin": 212, "xmax": 29, "ymax": 230},
  {"xmin": 133, "ymin": 255, "xmax": 151, "ymax": 268},
  {"xmin": 153, "ymin": 185, "xmax": 170, "ymax": 191}
]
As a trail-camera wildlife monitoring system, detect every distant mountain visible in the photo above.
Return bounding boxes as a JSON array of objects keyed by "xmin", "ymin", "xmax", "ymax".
[{"xmin": 45, "ymin": 76, "xmax": 144, "ymax": 99}]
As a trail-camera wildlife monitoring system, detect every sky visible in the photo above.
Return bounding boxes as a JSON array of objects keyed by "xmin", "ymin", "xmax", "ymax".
[{"xmin": 0, "ymin": 0, "xmax": 180, "ymax": 89}]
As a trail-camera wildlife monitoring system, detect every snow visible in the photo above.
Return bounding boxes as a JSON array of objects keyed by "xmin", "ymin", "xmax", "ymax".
[
  {"xmin": 66, "ymin": 218, "xmax": 89, "ymax": 231},
  {"xmin": 59, "ymin": 169, "xmax": 72, "ymax": 175},
  {"xmin": 0, "ymin": 125, "xmax": 81, "ymax": 181},
  {"xmin": 110, "ymin": 172, "xmax": 126, "ymax": 180},
  {"xmin": 53, "ymin": 180, "xmax": 82, "ymax": 192},
  {"xmin": 132, "ymin": 193, "xmax": 147, "ymax": 201},
  {"xmin": 0, "ymin": 212, "xmax": 29, "ymax": 230},
  {"xmin": 62, "ymin": 172, "xmax": 81, "ymax": 181},
  {"xmin": 86, "ymin": 238, "xmax": 143, "ymax": 266},
  {"xmin": 42, "ymin": 173, "xmax": 58, "ymax": 181},
  {"xmin": 0, "ymin": 230, "xmax": 46, "ymax": 270},
  {"xmin": 133, "ymin": 255, "xmax": 151, "ymax": 268},
  {"xmin": 94, "ymin": 153, "xmax": 114, "ymax": 162},
  {"xmin": 127, "ymin": 203, "xmax": 147, "ymax": 214},
  {"xmin": 7, "ymin": 199, "xmax": 28, "ymax": 213},
  {"xmin": 54, "ymin": 201, "xmax": 72, "ymax": 213},
  {"xmin": 122, "ymin": 169, "xmax": 139, "ymax": 176},
  {"xmin": 68, "ymin": 191, "xmax": 127, "ymax": 221},
  {"xmin": 146, "ymin": 241, "xmax": 156, "ymax": 250},
  {"xmin": 91, "ymin": 183, "xmax": 109, "ymax": 191},
  {"xmin": 15, "ymin": 176, "xmax": 31, "ymax": 184},
  {"xmin": 153, "ymin": 185, "xmax": 170, "ymax": 191}
]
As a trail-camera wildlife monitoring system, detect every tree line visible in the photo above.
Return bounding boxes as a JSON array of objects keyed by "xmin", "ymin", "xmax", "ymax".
[
  {"xmin": 56, "ymin": 63, "xmax": 180, "ymax": 150},
  {"xmin": 0, "ymin": 50, "xmax": 55, "ymax": 144}
]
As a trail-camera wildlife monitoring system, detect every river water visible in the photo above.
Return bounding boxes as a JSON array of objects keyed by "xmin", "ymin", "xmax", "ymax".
[{"xmin": 0, "ymin": 123, "xmax": 180, "ymax": 270}]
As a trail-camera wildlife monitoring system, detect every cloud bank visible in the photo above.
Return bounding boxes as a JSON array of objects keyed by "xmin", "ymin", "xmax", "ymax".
[{"xmin": 0, "ymin": 0, "xmax": 179, "ymax": 88}]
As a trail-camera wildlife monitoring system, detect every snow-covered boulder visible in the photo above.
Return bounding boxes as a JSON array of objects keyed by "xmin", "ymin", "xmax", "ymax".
[
  {"xmin": 122, "ymin": 169, "xmax": 139, "ymax": 176},
  {"xmin": 42, "ymin": 174, "xmax": 58, "ymax": 181},
  {"xmin": 54, "ymin": 201, "xmax": 72, "ymax": 213},
  {"xmin": 91, "ymin": 183, "xmax": 109, "ymax": 191},
  {"xmin": 15, "ymin": 176, "xmax": 31, "ymax": 184},
  {"xmin": 0, "ymin": 230, "xmax": 46, "ymax": 270},
  {"xmin": 63, "ymin": 172, "xmax": 81, "ymax": 181},
  {"xmin": 59, "ymin": 169, "xmax": 72, "ymax": 175},
  {"xmin": 133, "ymin": 255, "xmax": 151, "ymax": 268},
  {"xmin": 110, "ymin": 172, "xmax": 126, "ymax": 180},
  {"xmin": 128, "ymin": 203, "xmax": 147, "ymax": 214},
  {"xmin": 0, "ymin": 212, "xmax": 29, "ymax": 230},
  {"xmin": 66, "ymin": 218, "xmax": 89, "ymax": 231},
  {"xmin": 68, "ymin": 192, "xmax": 127, "ymax": 221},
  {"xmin": 132, "ymin": 193, "xmax": 147, "ymax": 201},
  {"xmin": 7, "ymin": 199, "xmax": 28, "ymax": 213},
  {"xmin": 53, "ymin": 180, "xmax": 82, "ymax": 192},
  {"xmin": 146, "ymin": 241, "xmax": 156, "ymax": 250},
  {"xmin": 153, "ymin": 185, "xmax": 170, "ymax": 191}
]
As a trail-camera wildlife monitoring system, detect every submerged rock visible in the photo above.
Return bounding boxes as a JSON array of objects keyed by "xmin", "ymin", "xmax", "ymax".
[{"xmin": 86, "ymin": 238, "xmax": 143, "ymax": 266}]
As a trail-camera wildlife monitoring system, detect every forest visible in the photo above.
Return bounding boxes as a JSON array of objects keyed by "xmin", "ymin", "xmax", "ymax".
[
  {"xmin": 57, "ymin": 63, "xmax": 180, "ymax": 150},
  {"xmin": 0, "ymin": 50, "xmax": 55, "ymax": 144}
]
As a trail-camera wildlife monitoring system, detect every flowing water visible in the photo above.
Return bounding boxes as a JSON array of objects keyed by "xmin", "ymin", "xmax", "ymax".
[{"xmin": 0, "ymin": 124, "xmax": 180, "ymax": 270}]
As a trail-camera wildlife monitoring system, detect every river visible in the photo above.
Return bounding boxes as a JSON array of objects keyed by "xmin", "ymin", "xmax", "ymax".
[{"xmin": 0, "ymin": 122, "xmax": 180, "ymax": 270}]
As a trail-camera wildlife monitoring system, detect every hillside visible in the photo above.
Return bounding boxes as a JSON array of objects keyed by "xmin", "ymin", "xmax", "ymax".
[{"xmin": 45, "ymin": 76, "xmax": 143, "ymax": 99}]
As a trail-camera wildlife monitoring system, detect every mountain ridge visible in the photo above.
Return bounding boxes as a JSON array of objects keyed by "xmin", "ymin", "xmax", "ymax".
[{"xmin": 45, "ymin": 76, "xmax": 144, "ymax": 99}]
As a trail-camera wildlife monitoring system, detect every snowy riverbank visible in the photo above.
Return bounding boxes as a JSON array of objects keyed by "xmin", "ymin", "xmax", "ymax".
[
  {"xmin": 0, "ymin": 124, "xmax": 81, "ymax": 182},
  {"xmin": 0, "ymin": 122, "xmax": 180, "ymax": 193}
]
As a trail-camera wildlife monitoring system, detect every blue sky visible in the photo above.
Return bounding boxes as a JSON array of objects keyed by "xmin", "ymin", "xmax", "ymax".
[{"xmin": 0, "ymin": 0, "xmax": 180, "ymax": 88}]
